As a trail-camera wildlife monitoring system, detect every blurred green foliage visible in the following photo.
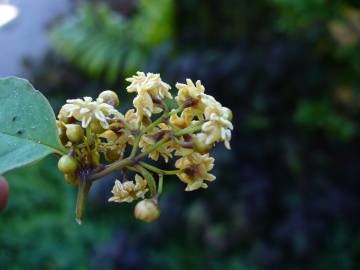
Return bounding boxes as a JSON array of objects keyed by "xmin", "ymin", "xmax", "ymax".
[
  {"xmin": 269, "ymin": 0, "xmax": 342, "ymax": 32},
  {"xmin": 294, "ymin": 100, "xmax": 356, "ymax": 141},
  {"xmin": 1, "ymin": 158, "xmax": 95, "ymax": 269},
  {"xmin": 49, "ymin": 0, "xmax": 174, "ymax": 82}
]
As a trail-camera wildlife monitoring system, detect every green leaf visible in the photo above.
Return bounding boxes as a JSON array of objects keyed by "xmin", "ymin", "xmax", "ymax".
[{"xmin": 0, "ymin": 77, "xmax": 66, "ymax": 175}]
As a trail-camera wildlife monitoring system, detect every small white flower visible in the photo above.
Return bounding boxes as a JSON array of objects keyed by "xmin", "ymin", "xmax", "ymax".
[
  {"xmin": 126, "ymin": 72, "xmax": 172, "ymax": 123},
  {"xmin": 175, "ymin": 79, "xmax": 205, "ymax": 106},
  {"xmin": 175, "ymin": 79, "xmax": 206, "ymax": 119},
  {"xmin": 175, "ymin": 152, "xmax": 216, "ymax": 191},
  {"xmin": 108, "ymin": 175, "xmax": 148, "ymax": 203},
  {"xmin": 126, "ymin": 71, "xmax": 172, "ymax": 99},
  {"xmin": 197, "ymin": 95, "xmax": 233, "ymax": 149},
  {"xmin": 58, "ymin": 96, "xmax": 121, "ymax": 129}
]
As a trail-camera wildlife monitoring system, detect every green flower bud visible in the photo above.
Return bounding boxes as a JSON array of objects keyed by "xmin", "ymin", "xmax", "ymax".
[
  {"xmin": 192, "ymin": 135, "xmax": 212, "ymax": 154},
  {"xmin": 99, "ymin": 90, "xmax": 119, "ymax": 107},
  {"xmin": 90, "ymin": 120, "xmax": 105, "ymax": 134},
  {"xmin": 58, "ymin": 155, "xmax": 78, "ymax": 174},
  {"xmin": 66, "ymin": 124, "xmax": 84, "ymax": 143},
  {"xmin": 64, "ymin": 173, "xmax": 79, "ymax": 186},
  {"xmin": 134, "ymin": 199, "xmax": 160, "ymax": 223}
]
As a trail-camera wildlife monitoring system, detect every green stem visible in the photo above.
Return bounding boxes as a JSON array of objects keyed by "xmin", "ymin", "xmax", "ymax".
[
  {"xmin": 128, "ymin": 105, "xmax": 182, "ymax": 158},
  {"xmin": 125, "ymin": 165, "xmax": 141, "ymax": 173},
  {"xmin": 142, "ymin": 105, "xmax": 184, "ymax": 135},
  {"xmin": 75, "ymin": 178, "xmax": 92, "ymax": 225},
  {"xmin": 158, "ymin": 174, "xmax": 163, "ymax": 195},
  {"xmin": 129, "ymin": 133, "xmax": 141, "ymax": 158},
  {"xmin": 139, "ymin": 162, "xmax": 183, "ymax": 175},
  {"xmin": 167, "ymin": 122, "xmax": 180, "ymax": 132},
  {"xmin": 174, "ymin": 122, "xmax": 203, "ymax": 137},
  {"xmin": 136, "ymin": 136, "xmax": 170, "ymax": 160},
  {"xmin": 135, "ymin": 165, "xmax": 157, "ymax": 196},
  {"xmin": 89, "ymin": 158, "xmax": 132, "ymax": 181},
  {"xmin": 123, "ymin": 121, "xmax": 134, "ymax": 131}
]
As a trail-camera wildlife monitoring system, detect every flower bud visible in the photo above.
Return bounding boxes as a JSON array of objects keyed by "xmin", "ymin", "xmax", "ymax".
[
  {"xmin": 66, "ymin": 124, "xmax": 84, "ymax": 143},
  {"xmin": 192, "ymin": 135, "xmax": 212, "ymax": 154},
  {"xmin": 99, "ymin": 90, "xmax": 119, "ymax": 107},
  {"xmin": 90, "ymin": 120, "xmax": 105, "ymax": 134},
  {"xmin": 64, "ymin": 173, "xmax": 79, "ymax": 186},
  {"xmin": 134, "ymin": 199, "xmax": 160, "ymax": 223},
  {"xmin": 58, "ymin": 155, "xmax": 78, "ymax": 174}
]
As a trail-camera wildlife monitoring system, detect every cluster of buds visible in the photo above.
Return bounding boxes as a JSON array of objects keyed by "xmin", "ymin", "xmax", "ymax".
[{"xmin": 56, "ymin": 72, "xmax": 233, "ymax": 224}]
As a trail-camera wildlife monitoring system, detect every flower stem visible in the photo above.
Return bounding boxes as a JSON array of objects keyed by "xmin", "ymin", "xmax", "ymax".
[
  {"xmin": 75, "ymin": 177, "xmax": 92, "ymax": 225},
  {"xmin": 174, "ymin": 122, "xmax": 203, "ymax": 136},
  {"xmin": 142, "ymin": 105, "xmax": 184, "ymax": 135},
  {"xmin": 158, "ymin": 174, "xmax": 164, "ymax": 195},
  {"xmin": 139, "ymin": 162, "xmax": 183, "ymax": 175},
  {"xmin": 89, "ymin": 158, "xmax": 132, "ymax": 181},
  {"xmin": 134, "ymin": 165, "xmax": 157, "ymax": 196},
  {"xmin": 129, "ymin": 133, "xmax": 141, "ymax": 158}
]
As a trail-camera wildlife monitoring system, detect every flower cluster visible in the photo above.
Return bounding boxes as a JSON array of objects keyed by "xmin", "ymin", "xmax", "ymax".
[
  {"xmin": 108, "ymin": 175, "xmax": 148, "ymax": 203},
  {"xmin": 56, "ymin": 72, "xmax": 233, "ymax": 224}
]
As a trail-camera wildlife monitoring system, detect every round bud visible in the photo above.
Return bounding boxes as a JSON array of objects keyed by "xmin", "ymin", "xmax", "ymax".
[
  {"xmin": 99, "ymin": 90, "xmax": 119, "ymax": 107},
  {"xmin": 58, "ymin": 155, "xmax": 78, "ymax": 174},
  {"xmin": 90, "ymin": 120, "xmax": 105, "ymax": 134},
  {"xmin": 134, "ymin": 199, "xmax": 160, "ymax": 223},
  {"xmin": 66, "ymin": 124, "xmax": 84, "ymax": 143},
  {"xmin": 192, "ymin": 135, "xmax": 212, "ymax": 154},
  {"xmin": 64, "ymin": 173, "xmax": 79, "ymax": 186},
  {"xmin": 0, "ymin": 176, "xmax": 9, "ymax": 212}
]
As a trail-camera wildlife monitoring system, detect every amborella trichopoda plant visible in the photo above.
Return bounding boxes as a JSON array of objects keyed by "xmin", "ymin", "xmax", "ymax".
[{"xmin": 0, "ymin": 72, "xmax": 233, "ymax": 224}]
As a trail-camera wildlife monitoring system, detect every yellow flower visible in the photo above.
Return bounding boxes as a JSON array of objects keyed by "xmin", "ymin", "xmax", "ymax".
[
  {"xmin": 126, "ymin": 72, "xmax": 172, "ymax": 123},
  {"xmin": 175, "ymin": 152, "xmax": 216, "ymax": 191},
  {"xmin": 169, "ymin": 109, "xmax": 195, "ymax": 129},
  {"xmin": 99, "ymin": 130, "xmax": 128, "ymax": 159},
  {"xmin": 175, "ymin": 79, "xmax": 206, "ymax": 118},
  {"xmin": 198, "ymin": 95, "xmax": 233, "ymax": 149},
  {"xmin": 58, "ymin": 96, "xmax": 120, "ymax": 129},
  {"xmin": 124, "ymin": 109, "xmax": 138, "ymax": 129},
  {"xmin": 126, "ymin": 71, "xmax": 172, "ymax": 99},
  {"xmin": 132, "ymin": 91, "xmax": 162, "ymax": 123},
  {"xmin": 108, "ymin": 174, "xmax": 148, "ymax": 203},
  {"xmin": 175, "ymin": 79, "xmax": 204, "ymax": 104},
  {"xmin": 117, "ymin": 109, "xmax": 138, "ymax": 145},
  {"xmin": 139, "ymin": 128, "xmax": 174, "ymax": 163},
  {"xmin": 171, "ymin": 138, "xmax": 194, "ymax": 156}
]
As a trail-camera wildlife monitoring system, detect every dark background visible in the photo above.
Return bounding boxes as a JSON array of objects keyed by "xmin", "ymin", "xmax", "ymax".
[{"xmin": 1, "ymin": 0, "xmax": 360, "ymax": 269}]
